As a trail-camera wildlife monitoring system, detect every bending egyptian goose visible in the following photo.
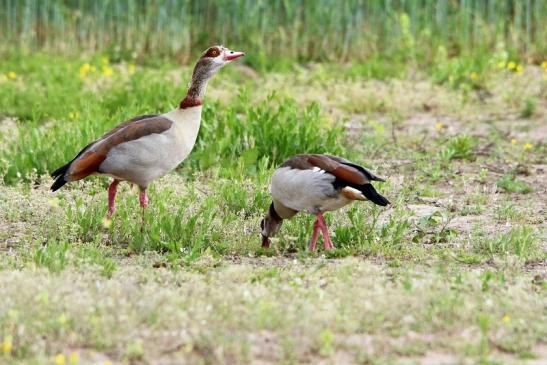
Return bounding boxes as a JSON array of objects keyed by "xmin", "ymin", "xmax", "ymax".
[
  {"xmin": 260, "ymin": 154, "xmax": 390, "ymax": 251},
  {"xmin": 51, "ymin": 46, "xmax": 244, "ymax": 226}
]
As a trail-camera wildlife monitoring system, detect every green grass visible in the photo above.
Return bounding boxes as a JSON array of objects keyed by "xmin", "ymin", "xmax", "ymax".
[
  {"xmin": 1, "ymin": 51, "xmax": 546, "ymax": 363},
  {"xmin": 497, "ymin": 174, "xmax": 533, "ymax": 194},
  {"xmin": 475, "ymin": 226, "xmax": 541, "ymax": 258},
  {"xmin": 439, "ymin": 135, "xmax": 478, "ymax": 161}
]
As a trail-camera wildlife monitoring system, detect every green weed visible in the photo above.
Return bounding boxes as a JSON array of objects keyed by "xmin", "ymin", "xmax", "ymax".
[
  {"xmin": 520, "ymin": 98, "xmax": 537, "ymax": 118},
  {"xmin": 317, "ymin": 329, "xmax": 335, "ymax": 356},
  {"xmin": 33, "ymin": 240, "xmax": 69, "ymax": 273},
  {"xmin": 496, "ymin": 174, "xmax": 533, "ymax": 194},
  {"xmin": 189, "ymin": 94, "xmax": 345, "ymax": 171},
  {"xmin": 494, "ymin": 203, "xmax": 523, "ymax": 222},
  {"xmin": 438, "ymin": 135, "xmax": 477, "ymax": 161},
  {"xmin": 476, "ymin": 226, "xmax": 541, "ymax": 259}
]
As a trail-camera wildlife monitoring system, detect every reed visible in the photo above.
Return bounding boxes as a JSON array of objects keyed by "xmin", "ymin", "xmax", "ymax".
[{"xmin": 1, "ymin": 0, "xmax": 546, "ymax": 67}]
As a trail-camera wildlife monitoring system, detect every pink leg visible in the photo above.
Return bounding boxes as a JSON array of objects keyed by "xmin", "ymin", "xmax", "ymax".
[
  {"xmin": 308, "ymin": 219, "xmax": 321, "ymax": 251},
  {"xmin": 107, "ymin": 179, "xmax": 120, "ymax": 218},
  {"xmin": 316, "ymin": 212, "xmax": 335, "ymax": 250},
  {"xmin": 139, "ymin": 189, "xmax": 149, "ymax": 209},
  {"xmin": 139, "ymin": 189, "xmax": 148, "ymax": 231}
]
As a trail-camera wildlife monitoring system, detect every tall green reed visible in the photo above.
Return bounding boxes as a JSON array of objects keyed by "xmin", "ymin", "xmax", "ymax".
[{"xmin": 1, "ymin": 0, "xmax": 545, "ymax": 68}]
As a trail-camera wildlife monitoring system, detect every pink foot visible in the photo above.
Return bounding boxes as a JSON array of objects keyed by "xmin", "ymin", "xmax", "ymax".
[
  {"xmin": 308, "ymin": 219, "xmax": 321, "ymax": 251},
  {"xmin": 316, "ymin": 212, "xmax": 335, "ymax": 250},
  {"xmin": 107, "ymin": 179, "xmax": 120, "ymax": 219}
]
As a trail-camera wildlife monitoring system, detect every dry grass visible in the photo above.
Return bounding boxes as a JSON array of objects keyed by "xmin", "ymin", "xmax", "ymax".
[{"xmin": 1, "ymin": 257, "xmax": 545, "ymax": 365}]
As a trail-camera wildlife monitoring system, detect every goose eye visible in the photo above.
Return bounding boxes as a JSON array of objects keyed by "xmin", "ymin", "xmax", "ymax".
[{"xmin": 211, "ymin": 49, "xmax": 218, "ymax": 56}]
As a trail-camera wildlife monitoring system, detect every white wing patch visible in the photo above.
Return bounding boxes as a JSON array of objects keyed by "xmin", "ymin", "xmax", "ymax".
[{"xmin": 270, "ymin": 167, "xmax": 351, "ymax": 213}]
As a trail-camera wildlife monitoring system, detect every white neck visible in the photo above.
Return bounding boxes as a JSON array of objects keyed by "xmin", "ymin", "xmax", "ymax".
[{"xmin": 163, "ymin": 106, "xmax": 203, "ymax": 156}]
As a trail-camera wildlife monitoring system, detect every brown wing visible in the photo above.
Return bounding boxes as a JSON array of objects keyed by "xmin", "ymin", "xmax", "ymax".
[
  {"xmin": 322, "ymin": 154, "xmax": 385, "ymax": 182},
  {"xmin": 64, "ymin": 115, "xmax": 173, "ymax": 182},
  {"xmin": 281, "ymin": 154, "xmax": 369, "ymax": 185}
]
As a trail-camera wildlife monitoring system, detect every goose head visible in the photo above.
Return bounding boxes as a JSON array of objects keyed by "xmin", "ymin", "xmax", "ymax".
[
  {"xmin": 260, "ymin": 204, "xmax": 283, "ymax": 248},
  {"xmin": 195, "ymin": 45, "xmax": 244, "ymax": 75},
  {"xmin": 186, "ymin": 45, "xmax": 244, "ymax": 100}
]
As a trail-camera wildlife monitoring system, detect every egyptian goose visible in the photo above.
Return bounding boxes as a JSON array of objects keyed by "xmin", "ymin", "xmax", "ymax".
[
  {"xmin": 260, "ymin": 154, "xmax": 390, "ymax": 251},
  {"xmin": 51, "ymin": 46, "xmax": 244, "ymax": 226}
]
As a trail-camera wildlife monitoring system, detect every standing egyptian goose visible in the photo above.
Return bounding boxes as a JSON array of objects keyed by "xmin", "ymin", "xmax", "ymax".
[
  {"xmin": 260, "ymin": 154, "xmax": 390, "ymax": 251},
  {"xmin": 51, "ymin": 46, "xmax": 244, "ymax": 226}
]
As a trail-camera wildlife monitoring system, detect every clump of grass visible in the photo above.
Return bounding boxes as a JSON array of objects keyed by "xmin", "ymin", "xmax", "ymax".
[
  {"xmin": 189, "ymin": 94, "xmax": 345, "ymax": 171},
  {"xmin": 496, "ymin": 174, "xmax": 532, "ymax": 194},
  {"xmin": 431, "ymin": 50, "xmax": 489, "ymax": 90},
  {"xmin": 494, "ymin": 203, "xmax": 522, "ymax": 222},
  {"xmin": 33, "ymin": 240, "xmax": 70, "ymax": 273},
  {"xmin": 475, "ymin": 226, "xmax": 540, "ymax": 258},
  {"xmin": 316, "ymin": 329, "xmax": 335, "ymax": 356},
  {"xmin": 438, "ymin": 135, "xmax": 477, "ymax": 161},
  {"xmin": 520, "ymin": 98, "xmax": 537, "ymax": 118}
]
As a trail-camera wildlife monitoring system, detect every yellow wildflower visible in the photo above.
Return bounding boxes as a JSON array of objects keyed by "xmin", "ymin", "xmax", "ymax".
[
  {"xmin": 183, "ymin": 343, "xmax": 193, "ymax": 353},
  {"xmin": 496, "ymin": 61, "xmax": 506, "ymax": 69},
  {"xmin": 102, "ymin": 66, "xmax": 114, "ymax": 77},
  {"xmin": 55, "ymin": 353, "xmax": 66, "ymax": 365},
  {"xmin": 516, "ymin": 64, "xmax": 524, "ymax": 73},
  {"xmin": 128, "ymin": 63, "xmax": 136, "ymax": 75},
  {"xmin": 434, "ymin": 121, "xmax": 443, "ymax": 130},
  {"xmin": 541, "ymin": 61, "xmax": 547, "ymax": 70},
  {"xmin": 58, "ymin": 313, "xmax": 67, "ymax": 325},
  {"xmin": 510, "ymin": 138, "xmax": 517, "ymax": 145},
  {"xmin": 103, "ymin": 361, "xmax": 113, "ymax": 365},
  {"xmin": 507, "ymin": 61, "xmax": 516, "ymax": 70},
  {"xmin": 2, "ymin": 336, "xmax": 13, "ymax": 355},
  {"xmin": 523, "ymin": 143, "xmax": 533, "ymax": 151},
  {"xmin": 7, "ymin": 309, "xmax": 18, "ymax": 319},
  {"xmin": 469, "ymin": 72, "xmax": 478, "ymax": 80},
  {"xmin": 68, "ymin": 351, "xmax": 79, "ymax": 365},
  {"xmin": 79, "ymin": 63, "xmax": 91, "ymax": 79},
  {"xmin": 502, "ymin": 314, "xmax": 510, "ymax": 324},
  {"xmin": 48, "ymin": 198, "xmax": 60, "ymax": 208},
  {"xmin": 7, "ymin": 71, "xmax": 17, "ymax": 79},
  {"xmin": 102, "ymin": 217, "xmax": 112, "ymax": 228},
  {"xmin": 68, "ymin": 112, "xmax": 80, "ymax": 120},
  {"xmin": 101, "ymin": 56, "xmax": 109, "ymax": 65}
]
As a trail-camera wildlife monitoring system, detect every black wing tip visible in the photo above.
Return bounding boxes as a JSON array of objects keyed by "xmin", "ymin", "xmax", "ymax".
[
  {"xmin": 51, "ymin": 162, "xmax": 70, "ymax": 178},
  {"xmin": 50, "ymin": 163, "xmax": 70, "ymax": 191},
  {"xmin": 375, "ymin": 195, "xmax": 390, "ymax": 206},
  {"xmin": 50, "ymin": 176, "xmax": 68, "ymax": 192},
  {"xmin": 360, "ymin": 183, "xmax": 390, "ymax": 206}
]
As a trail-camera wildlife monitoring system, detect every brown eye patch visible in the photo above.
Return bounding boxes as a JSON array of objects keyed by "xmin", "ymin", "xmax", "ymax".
[{"xmin": 203, "ymin": 47, "xmax": 221, "ymax": 58}]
